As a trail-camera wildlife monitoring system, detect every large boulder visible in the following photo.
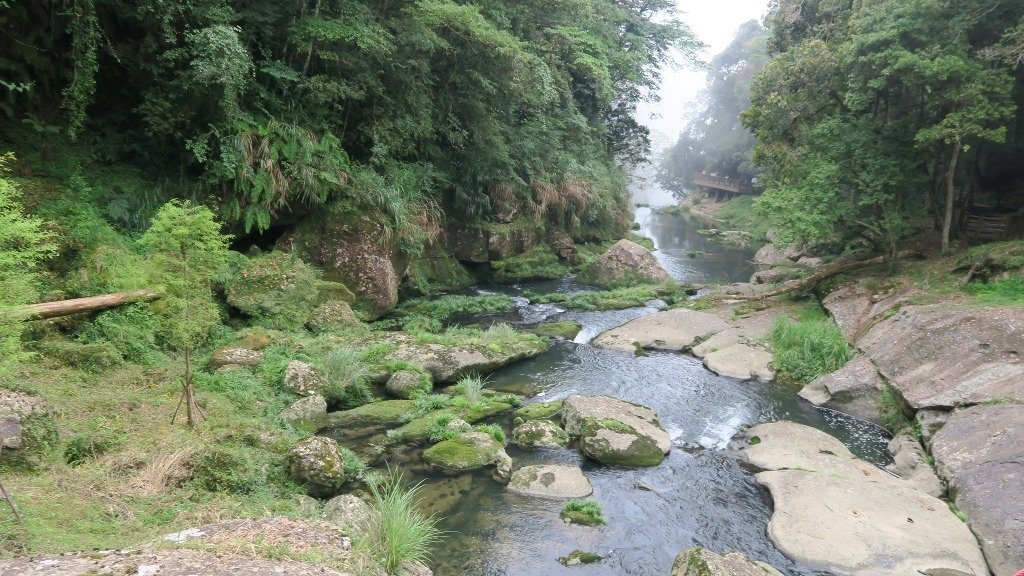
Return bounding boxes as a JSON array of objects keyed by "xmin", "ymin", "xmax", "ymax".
[
  {"xmin": 931, "ymin": 404, "xmax": 1024, "ymax": 576},
  {"xmin": 364, "ymin": 331, "xmax": 547, "ymax": 383},
  {"xmin": 385, "ymin": 370, "xmax": 431, "ymax": 399},
  {"xmin": 401, "ymin": 248, "xmax": 474, "ymax": 297},
  {"xmin": 511, "ymin": 419, "xmax": 569, "ymax": 448},
  {"xmin": 422, "ymin": 430, "xmax": 508, "ymax": 474},
  {"xmin": 702, "ymin": 344, "xmax": 773, "ymax": 380},
  {"xmin": 753, "ymin": 244, "xmax": 796, "ymax": 267},
  {"xmin": 859, "ymin": 305, "xmax": 1024, "ymax": 409},
  {"xmin": 739, "ymin": 421, "xmax": 989, "ymax": 576},
  {"xmin": 224, "ymin": 252, "xmax": 326, "ymax": 329},
  {"xmin": 283, "ymin": 360, "xmax": 326, "ymax": 396},
  {"xmin": 670, "ymin": 547, "xmax": 783, "ymax": 576},
  {"xmin": 278, "ymin": 201, "xmax": 401, "ymax": 319},
  {"xmin": 576, "ymin": 239, "xmax": 669, "ymax": 289},
  {"xmin": 797, "ymin": 355, "xmax": 884, "ymax": 424},
  {"xmin": 506, "ymin": 464, "xmax": 593, "ymax": 498},
  {"xmin": 562, "ymin": 395, "xmax": 671, "ymax": 467},
  {"xmin": 319, "ymin": 400, "xmax": 415, "ymax": 432},
  {"xmin": 591, "ymin": 308, "xmax": 730, "ymax": 353},
  {"xmin": 288, "ymin": 436, "xmax": 346, "ymax": 493},
  {"xmin": 281, "ymin": 394, "xmax": 328, "ymax": 428},
  {"xmin": 323, "ymin": 494, "xmax": 376, "ymax": 536}
]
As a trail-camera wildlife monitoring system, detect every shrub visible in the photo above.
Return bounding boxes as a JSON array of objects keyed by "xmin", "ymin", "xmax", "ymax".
[
  {"xmin": 192, "ymin": 446, "xmax": 264, "ymax": 494},
  {"xmin": 426, "ymin": 414, "xmax": 469, "ymax": 443},
  {"xmin": 365, "ymin": 471, "xmax": 443, "ymax": 573},
  {"xmin": 333, "ymin": 382, "xmax": 376, "ymax": 410},
  {"xmin": 769, "ymin": 309, "xmax": 851, "ymax": 383},
  {"xmin": 560, "ymin": 499, "xmax": 607, "ymax": 526},
  {"xmin": 321, "ymin": 348, "xmax": 373, "ymax": 407},
  {"xmin": 77, "ymin": 304, "xmax": 163, "ymax": 364},
  {"xmin": 451, "ymin": 375, "xmax": 484, "ymax": 405},
  {"xmin": 63, "ymin": 432, "xmax": 118, "ymax": 467}
]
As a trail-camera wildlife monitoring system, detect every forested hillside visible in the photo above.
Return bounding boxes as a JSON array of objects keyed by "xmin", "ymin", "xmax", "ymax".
[
  {"xmin": 745, "ymin": 0, "xmax": 1024, "ymax": 251},
  {"xmin": 1, "ymin": 0, "xmax": 695, "ymax": 245}
]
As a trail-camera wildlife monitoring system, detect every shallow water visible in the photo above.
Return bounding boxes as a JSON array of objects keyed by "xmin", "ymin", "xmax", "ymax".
[{"xmin": 398, "ymin": 210, "xmax": 888, "ymax": 575}]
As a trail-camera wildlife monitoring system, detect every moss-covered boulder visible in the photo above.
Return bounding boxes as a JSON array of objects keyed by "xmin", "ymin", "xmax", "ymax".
[
  {"xmin": 527, "ymin": 321, "xmax": 582, "ymax": 340},
  {"xmin": 278, "ymin": 201, "xmax": 402, "ymax": 319},
  {"xmin": 513, "ymin": 400, "xmax": 563, "ymax": 425},
  {"xmin": 281, "ymin": 395, "xmax": 328, "ymax": 428},
  {"xmin": 385, "ymin": 370, "xmax": 431, "ymax": 399},
  {"xmin": 319, "ymin": 400, "xmax": 415, "ymax": 432},
  {"xmin": 387, "ymin": 398, "xmax": 519, "ymax": 443},
  {"xmin": 283, "ymin": 360, "xmax": 326, "ymax": 396},
  {"xmin": 450, "ymin": 219, "xmax": 542, "ymax": 263},
  {"xmin": 512, "ymin": 419, "xmax": 569, "ymax": 448},
  {"xmin": 0, "ymin": 389, "xmax": 57, "ymax": 469},
  {"xmin": 423, "ymin": 430, "xmax": 508, "ymax": 473},
  {"xmin": 562, "ymin": 395, "xmax": 670, "ymax": 467},
  {"xmin": 307, "ymin": 300, "xmax": 361, "ymax": 333},
  {"xmin": 225, "ymin": 252, "xmax": 332, "ymax": 329},
  {"xmin": 288, "ymin": 436, "xmax": 345, "ymax": 493},
  {"xmin": 671, "ymin": 547, "xmax": 783, "ymax": 576},
  {"xmin": 210, "ymin": 346, "xmax": 264, "ymax": 369},
  {"xmin": 576, "ymin": 239, "xmax": 669, "ymax": 289},
  {"xmin": 507, "ymin": 464, "xmax": 593, "ymax": 498},
  {"xmin": 401, "ymin": 248, "xmax": 474, "ymax": 297}
]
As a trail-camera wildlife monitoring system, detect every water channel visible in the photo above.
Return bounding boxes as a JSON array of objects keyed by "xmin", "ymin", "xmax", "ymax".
[{"xmin": 410, "ymin": 198, "xmax": 889, "ymax": 576}]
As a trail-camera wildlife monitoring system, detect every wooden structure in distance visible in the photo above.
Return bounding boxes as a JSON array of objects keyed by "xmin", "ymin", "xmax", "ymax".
[{"xmin": 691, "ymin": 174, "xmax": 756, "ymax": 200}]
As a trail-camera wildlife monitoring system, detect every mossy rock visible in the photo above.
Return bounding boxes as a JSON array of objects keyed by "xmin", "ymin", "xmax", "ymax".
[
  {"xmin": 388, "ymin": 399, "xmax": 518, "ymax": 443},
  {"xmin": 423, "ymin": 431, "xmax": 505, "ymax": 473},
  {"xmin": 560, "ymin": 509, "xmax": 605, "ymax": 526},
  {"xmin": 224, "ymin": 251, "xmax": 330, "ymax": 329},
  {"xmin": 307, "ymin": 300, "xmax": 362, "ymax": 333},
  {"xmin": 490, "ymin": 244, "xmax": 571, "ymax": 282},
  {"xmin": 401, "ymin": 250, "xmax": 475, "ymax": 297},
  {"xmin": 559, "ymin": 550, "xmax": 603, "ymax": 566},
  {"xmin": 319, "ymin": 400, "xmax": 415, "ymax": 431},
  {"xmin": 575, "ymin": 239, "xmax": 669, "ymax": 289},
  {"xmin": 578, "ymin": 416, "xmax": 665, "ymax": 467},
  {"xmin": 527, "ymin": 321, "xmax": 582, "ymax": 340},
  {"xmin": 512, "ymin": 419, "xmax": 569, "ymax": 448},
  {"xmin": 513, "ymin": 400, "xmax": 562, "ymax": 425}
]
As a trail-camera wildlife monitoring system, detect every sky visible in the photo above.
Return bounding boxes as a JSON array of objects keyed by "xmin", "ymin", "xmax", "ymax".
[{"xmin": 637, "ymin": 0, "xmax": 771, "ymax": 152}]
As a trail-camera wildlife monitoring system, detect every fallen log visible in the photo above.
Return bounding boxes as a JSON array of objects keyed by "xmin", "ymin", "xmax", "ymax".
[
  {"xmin": 17, "ymin": 289, "xmax": 163, "ymax": 320},
  {"xmin": 728, "ymin": 250, "xmax": 922, "ymax": 301}
]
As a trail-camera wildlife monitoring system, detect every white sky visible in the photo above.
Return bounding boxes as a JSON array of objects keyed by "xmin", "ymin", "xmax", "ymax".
[{"xmin": 638, "ymin": 0, "xmax": 771, "ymax": 152}]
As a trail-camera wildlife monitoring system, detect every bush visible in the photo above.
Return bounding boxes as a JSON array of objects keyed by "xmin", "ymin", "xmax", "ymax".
[
  {"xmin": 77, "ymin": 304, "xmax": 163, "ymax": 364},
  {"xmin": 340, "ymin": 447, "xmax": 368, "ymax": 481},
  {"xmin": 192, "ymin": 446, "xmax": 264, "ymax": 494},
  {"xmin": 560, "ymin": 499, "xmax": 607, "ymax": 526},
  {"xmin": 451, "ymin": 375, "xmax": 484, "ymax": 405},
  {"xmin": 426, "ymin": 414, "xmax": 469, "ymax": 443},
  {"xmin": 63, "ymin": 432, "xmax": 118, "ymax": 467},
  {"xmin": 963, "ymin": 275, "xmax": 1024, "ymax": 306},
  {"xmin": 365, "ymin": 471, "xmax": 443, "ymax": 573},
  {"xmin": 769, "ymin": 309, "xmax": 851, "ymax": 383}
]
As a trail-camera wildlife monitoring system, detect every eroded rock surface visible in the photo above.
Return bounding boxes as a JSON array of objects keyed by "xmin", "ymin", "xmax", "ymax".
[
  {"xmin": 592, "ymin": 308, "xmax": 729, "ymax": 352},
  {"xmin": 506, "ymin": 464, "xmax": 593, "ymax": 498},
  {"xmin": 798, "ymin": 355, "xmax": 884, "ymax": 424},
  {"xmin": 859, "ymin": 305, "xmax": 1024, "ymax": 409},
  {"xmin": 562, "ymin": 395, "xmax": 670, "ymax": 467},
  {"xmin": 511, "ymin": 419, "xmax": 569, "ymax": 448},
  {"xmin": 703, "ymin": 344, "xmax": 773, "ymax": 380},
  {"xmin": 670, "ymin": 547, "xmax": 783, "ymax": 576},
  {"xmin": 931, "ymin": 404, "xmax": 1024, "ymax": 576},
  {"xmin": 886, "ymin": 430, "xmax": 944, "ymax": 498}
]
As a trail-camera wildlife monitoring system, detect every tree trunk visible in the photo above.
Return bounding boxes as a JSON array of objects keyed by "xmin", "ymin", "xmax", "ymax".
[
  {"xmin": 942, "ymin": 139, "xmax": 961, "ymax": 252},
  {"xmin": 17, "ymin": 290, "xmax": 162, "ymax": 320},
  {"xmin": 183, "ymin": 346, "xmax": 199, "ymax": 429}
]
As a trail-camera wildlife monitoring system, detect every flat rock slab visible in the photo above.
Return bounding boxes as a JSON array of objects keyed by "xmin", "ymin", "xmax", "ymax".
[
  {"xmin": 859, "ymin": 305, "xmax": 1024, "ymax": 409},
  {"xmin": 798, "ymin": 355, "xmax": 884, "ymax": 424},
  {"xmin": 369, "ymin": 332, "xmax": 546, "ymax": 383},
  {"xmin": 757, "ymin": 469, "xmax": 989, "ymax": 576},
  {"xmin": 671, "ymin": 547, "xmax": 783, "ymax": 576},
  {"xmin": 591, "ymin": 309, "xmax": 730, "ymax": 352},
  {"xmin": 703, "ymin": 344, "xmax": 774, "ymax": 380},
  {"xmin": 931, "ymin": 404, "xmax": 1024, "ymax": 576},
  {"xmin": 507, "ymin": 464, "xmax": 593, "ymax": 498},
  {"xmin": 740, "ymin": 421, "xmax": 888, "ymax": 480}
]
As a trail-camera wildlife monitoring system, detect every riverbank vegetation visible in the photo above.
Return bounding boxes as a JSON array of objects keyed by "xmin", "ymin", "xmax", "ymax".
[{"xmin": 768, "ymin": 306, "xmax": 852, "ymax": 384}]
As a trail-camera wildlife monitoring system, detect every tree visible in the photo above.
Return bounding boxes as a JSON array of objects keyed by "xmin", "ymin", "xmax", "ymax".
[
  {"xmin": 138, "ymin": 200, "xmax": 231, "ymax": 428},
  {"xmin": 0, "ymin": 153, "xmax": 55, "ymax": 384}
]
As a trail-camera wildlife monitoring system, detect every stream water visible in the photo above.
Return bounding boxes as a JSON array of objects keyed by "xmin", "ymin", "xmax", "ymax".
[{"xmin": 406, "ymin": 202, "xmax": 889, "ymax": 576}]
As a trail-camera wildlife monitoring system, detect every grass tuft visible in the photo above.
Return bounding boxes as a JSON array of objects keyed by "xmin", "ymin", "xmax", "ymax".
[
  {"xmin": 560, "ymin": 499, "xmax": 607, "ymax": 526},
  {"xmin": 365, "ymin": 471, "xmax": 443, "ymax": 574},
  {"xmin": 768, "ymin": 308, "xmax": 851, "ymax": 383}
]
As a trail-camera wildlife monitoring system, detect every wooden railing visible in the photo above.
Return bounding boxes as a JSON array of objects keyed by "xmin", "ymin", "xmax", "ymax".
[
  {"xmin": 691, "ymin": 174, "xmax": 755, "ymax": 195},
  {"xmin": 964, "ymin": 205, "xmax": 1024, "ymax": 241}
]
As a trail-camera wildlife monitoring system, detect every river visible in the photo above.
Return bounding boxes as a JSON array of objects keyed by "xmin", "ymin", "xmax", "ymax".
[{"xmin": 411, "ymin": 206, "xmax": 889, "ymax": 576}]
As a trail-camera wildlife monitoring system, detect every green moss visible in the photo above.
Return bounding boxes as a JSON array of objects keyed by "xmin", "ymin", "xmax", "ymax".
[
  {"xmin": 224, "ymin": 251, "xmax": 340, "ymax": 330},
  {"xmin": 490, "ymin": 244, "xmax": 571, "ymax": 282},
  {"xmin": 422, "ymin": 432, "xmax": 502, "ymax": 471},
  {"xmin": 526, "ymin": 282, "xmax": 697, "ymax": 311},
  {"xmin": 628, "ymin": 233, "xmax": 655, "ymax": 250},
  {"xmin": 2, "ymin": 413, "xmax": 58, "ymax": 470},
  {"xmin": 560, "ymin": 499, "xmax": 608, "ymax": 526},
  {"xmin": 321, "ymin": 400, "xmax": 416, "ymax": 430},
  {"xmin": 388, "ymin": 399, "xmax": 517, "ymax": 443},
  {"xmin": 579, "ymin": 418, "xmax": 663, "ymax": 467},
  {"xmin": 402, "ymin": 251, "xmax": 474, "ymax": 297},
  {"xmin": 513, "ymin": 400, "xmax": 563, "ymax": 424},
  {"xmin": 558, "ymin": 550, "xmax": 603, "ymax": 565},
  {"xmin": 527, "ymin": 321, "xmax": 582, "ymax": 340}
]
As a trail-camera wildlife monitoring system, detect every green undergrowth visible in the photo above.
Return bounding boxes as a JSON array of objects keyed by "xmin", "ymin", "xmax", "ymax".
[
  {"xmin": 713, "ymin": 196, "xmax": 771, "ymax": 242},
  {"xmin": 963, "ymin": 275, "xmax": 1024, "ymax": 306},
  {"xmin": 769, "ymin": 306, "xmax": 851, "ymax": 383},
  {"xmin": 378, "ymin": 293, "xmax": 515, "ymax": 333},
  {"xmin": 879, "ymin": 383, "xmax": 913, "ymax": 433},
  {"xmin": 560, "ymin": 499, "xmax": 608, "ymax": 526},
  {"xmin": 526, "ymin": 282, "xmax": 698, "ymax": 311},
  {"xmin": 490, "ymin": 244, "xmax": 571, "ymax": 282}
]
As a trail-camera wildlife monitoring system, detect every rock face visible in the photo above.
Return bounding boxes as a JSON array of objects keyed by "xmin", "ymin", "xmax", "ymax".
[
  {"xmin": 859, "ymin": 305, "xmax": 1024, "ymax": 409},
  {"xmin": 209, "ymin": 346, "xmax": 264, "ymax": 368},
  {"xmin": 0, "ymin": 517, "xmax": 354, "ymax": 576},
  {"xmin": 670, "ymin": 547, "xmax": 783, "ymax": 576},
  {"xmin": 931, "ymin": 404, "xmax": 1024, "ymax": 576},
  {"xmin": 562, "ymin": 395, "xmax": 671, "ymax": 467},
  {"xmin": 385, "ymin": 370, "xmax": 431, "ymax": 399},
  {"xmin": 511, "ymin": 419, "xmax": 569, "ymax": 448},
  {"xmin": 423, "ymin": 431, "xmax": 508, "ymax": 473},
  {"xmin": 0, "ymin": 389, "xmax": 56, "ymax": 468},
  {"xmin": 279, "ymin": 201, "xmax": 401, "ymax": 319},
  {"xmin": 886, "ymin": 430, "xmax": 944, "ymax": 498},
  {"xmin": 283, "ymin": 360, "xmax": 326, "ymax": 396},
  {"xmin": 592, "ymin": 308, "xmax": 730, "ymax": 353},
  {"xmin": 703, "ymin": 344, "xmax": 773, "ymax": 380},
  {"xmin": 739, "ymin": 421, "xmax": 988, "ymax": 576},
  {"xmin": 797, "ymin": 355, "xmax": 884, "ymax": 424},
  {"xmin": 506, "ymin": 464, "xmax": 593, "ymax": 498},
  {"xmin": 450, "ymin": 222, "xmax": 541, "ymax": 263},
  {"xmin": 576, "ymin": 239, "xmax": 669, "ymax": 289},
  {"xmin": 288, "ymin": 436, "xmax": 346, "ymax": 492},
  {"xmin": 281, "ymin": 394, "xmax": 328, "ymax": 427}
]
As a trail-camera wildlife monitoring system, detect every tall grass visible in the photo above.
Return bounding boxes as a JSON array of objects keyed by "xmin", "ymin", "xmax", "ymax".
[
  {"xmin": 366, "ymin": 471, "xmax": 443, "ymax": 574},
  {"xmin": 769, "ymin": 309, "xmax": 851, "ymax": 383},
  {"xmin": 453, "ymin": 375, "xmax": 485, "ymax": 404},
  {"xmin": 321, "ymin": 348, "xmax": 373, "ymax": 408}
]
